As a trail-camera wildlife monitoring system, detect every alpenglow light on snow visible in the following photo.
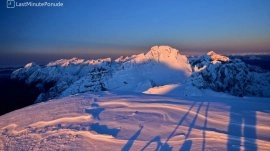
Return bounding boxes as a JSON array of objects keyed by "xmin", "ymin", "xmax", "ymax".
[{"xmin": 11, "ymin": 45, "xmax": 270, "ymax": 102}]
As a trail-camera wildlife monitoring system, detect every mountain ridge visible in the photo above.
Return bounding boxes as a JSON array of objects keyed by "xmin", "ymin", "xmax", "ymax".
[{"xmin": 11, "ymin": 45, "xmax": 270, "ymax": 102}]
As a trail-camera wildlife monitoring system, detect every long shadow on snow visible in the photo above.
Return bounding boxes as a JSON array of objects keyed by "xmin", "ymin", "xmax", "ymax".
[
  {"xmin": 202, "ymin": 102, "xmax": 210, "ymax": 151},
  {"xmin": 198, "ymin": 99, "xmax": 260, "ymax": 151},
  {"xmin": 90, "ymin": 123, "xmax": 120, "ymax": 137},
  {"xmin": 227, "ymin": 103, "xmax": 257, "ymax": 151},
  {"xmin": 85, "ymin": 103, "xmax": 120, "ymax": 137},
  {"xmin": 120, "ymin": 95, "xmax": 269, "ymax": 150},
  {"xmin": 178, "ymin": 102, "xmax": 203, "ymax": 151},
  {"xmin": 85, "ymin": 103, "xmax": 105, "ymax": 120},
  {"xmin": 121, "ymin": 125, "xmax": 143, "ymax": 151},
  {"xmin": 199, "ymin": 97, "xmax": 267, "ymax": 151},
  {"xmin": 140, "ymin": 101, "xmax": 199, "ymax": 151}
]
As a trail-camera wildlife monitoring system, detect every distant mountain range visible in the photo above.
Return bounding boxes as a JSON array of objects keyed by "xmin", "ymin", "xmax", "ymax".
[{"xmin": 11, "ymin": 46, "xmax": 270, "ymax": 102}]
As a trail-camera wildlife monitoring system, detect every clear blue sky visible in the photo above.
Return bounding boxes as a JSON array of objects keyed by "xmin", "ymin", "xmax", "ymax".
[{"xmin": 1, "ymin": 0, "xmax": 270, "ymax": 65}]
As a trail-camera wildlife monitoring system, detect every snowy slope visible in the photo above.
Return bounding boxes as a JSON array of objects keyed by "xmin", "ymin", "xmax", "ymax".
[{"xmin": 0, "ymin": 92, "xmax": 269, "ymax": 150}]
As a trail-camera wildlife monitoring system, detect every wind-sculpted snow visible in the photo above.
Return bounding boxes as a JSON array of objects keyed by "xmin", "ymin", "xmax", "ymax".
[
  {"xmin": 0, "ymin": 92, "xmax": 270, "ymax": 150},
  {"xmin": 11, "ymin": 45, "xmax": 270, "ymax": 103}
]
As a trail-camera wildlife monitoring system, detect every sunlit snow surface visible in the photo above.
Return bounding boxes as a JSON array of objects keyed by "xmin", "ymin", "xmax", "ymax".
[
  {"xmin": 4, "ymin": 45, "xmax": 270, "ymax": 150},
  {"xmin": 0, "ymin": 92, "xmax": 270, "ymax": 151}
]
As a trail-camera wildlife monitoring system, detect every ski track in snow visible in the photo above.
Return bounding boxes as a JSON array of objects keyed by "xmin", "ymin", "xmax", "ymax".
[{"xmin": 0, "ymin": 92, "xmax": 270, "ymax": 151}]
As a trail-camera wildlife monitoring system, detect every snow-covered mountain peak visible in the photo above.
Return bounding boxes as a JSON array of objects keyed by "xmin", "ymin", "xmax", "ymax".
[
  {"xmin": 116, "ymin": 45, "xmax": 182, "ymax": 63},
  {"xmin": 115, "ymin": 45, "xmax": 191, "ymax": 71},
  {"xmin": 46, "ymin": 57, "xmax": 112, "ymax": 67},
  {"xmin": 189, "ymin": 50, "xmax": 270, "ymax": 97},
  {"xmin": 189, "ymin": 51, "xmax": 230, "ymax": 69},
  {"xmin": 107, "ymin": 46, "xmax": 192, "ymax": 93},
  {"xmin": 141, "ymin": 45, "xmax": 191, "ymax": 71},
  {"xmin": 146, "ymin": 45, "xmax": 181, "ymax": 61},
  {"xmin": 47, "ymin": 58, "xmax": 85, "ymax": 67},
  {"xmin": 24, "ymin": 62, "xmax": 39, "ymax": 68},
  {"xmin": 207, "ymin": 51, "xmax": 230, "ymax": 62}
]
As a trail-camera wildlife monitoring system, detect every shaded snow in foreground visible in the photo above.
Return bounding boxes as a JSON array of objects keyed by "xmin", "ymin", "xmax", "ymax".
[{"xmin": 0, "ymin": 92, "xmax": 270, "ymax": 150}]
